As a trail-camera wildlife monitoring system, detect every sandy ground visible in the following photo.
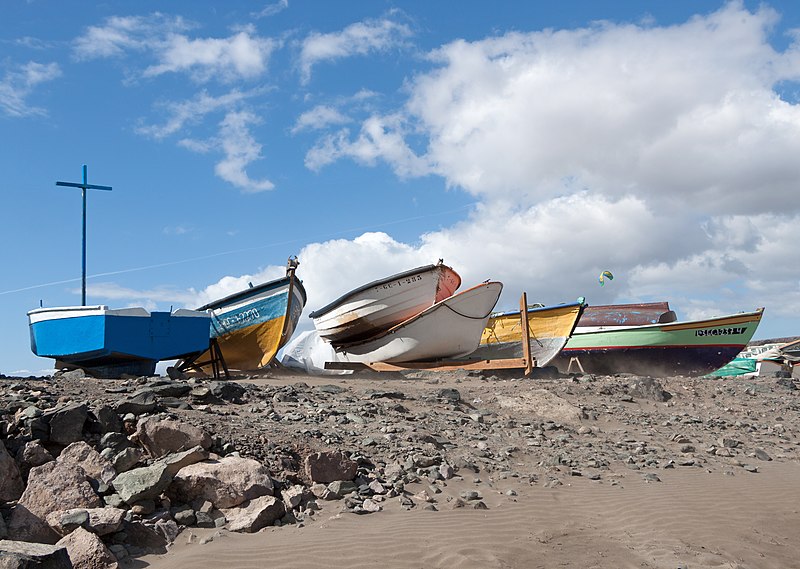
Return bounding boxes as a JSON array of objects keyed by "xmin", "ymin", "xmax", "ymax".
[{"xmin": 124, "ymin": 367, "xmax": 800, "ymax": 569}]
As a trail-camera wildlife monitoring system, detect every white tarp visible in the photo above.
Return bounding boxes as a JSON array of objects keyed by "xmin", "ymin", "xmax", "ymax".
[{"xmin": 280, "ymin": 330, "xmax": 352, "ymax": 375}]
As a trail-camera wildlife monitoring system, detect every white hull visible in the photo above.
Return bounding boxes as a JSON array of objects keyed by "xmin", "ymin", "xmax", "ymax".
[
  {"xmin": 310, "ymin": 263, "xmax": 461, "ymax": 345},
  {"xmin": 337, "ymin": 282, "xmax": 503, "ymax": 363}
]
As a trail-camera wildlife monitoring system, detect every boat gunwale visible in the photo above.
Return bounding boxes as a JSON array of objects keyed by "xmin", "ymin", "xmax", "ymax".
[
  {"xmin": 488, "ymin": 300, "xmax": 584, "ymax": 319},
  {"xmin": 198, "ymin": 274, "xmax": 307, "ymax": 312},
  {"xmin": 572, "ymin": 307, "xmax": 764, "ymax": 336},
  {"xmin": 335, "ymin": 281, "xmax": 502, "ymax": 350},
  {"xmin": 309, "ymin": 264, "xmax": 453, "ymax": 320}
]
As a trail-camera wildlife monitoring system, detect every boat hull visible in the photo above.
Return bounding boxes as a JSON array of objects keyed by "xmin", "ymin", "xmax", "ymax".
[
  {"xmin": 337, "ymin": 281, "xmax": 502, "ymax": 364},
  {"xmin": 194, "ymin": 273, "xmax": 307, "ymax": 371},
  {"xmin": 472, "ymin": 301, "xmax": 586, "ymax": 367},
  {"xmin": 554, "ymin": 308, "xmax": 764, "ymax": 376},
  {"xmin": 310, "ymin": 263, "xmax": 461, "ymax": 345},
  {"xmin": 28, "ymin": 306, "xmax": 211, "ymax": 376}
]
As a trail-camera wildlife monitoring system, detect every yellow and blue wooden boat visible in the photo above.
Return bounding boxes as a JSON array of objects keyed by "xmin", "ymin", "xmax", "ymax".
[{"xmin": 193, "ymin": 260, "xmax": 307, "ymax": 372}]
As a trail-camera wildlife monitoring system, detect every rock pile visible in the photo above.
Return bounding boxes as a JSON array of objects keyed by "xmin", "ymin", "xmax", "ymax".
[{"xmin": 0, "ymin": 366, "xmax": 798, "ymax": 567}]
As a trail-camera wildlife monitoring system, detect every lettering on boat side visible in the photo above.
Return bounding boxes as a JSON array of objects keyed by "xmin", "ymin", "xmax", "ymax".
[
  {"xmin": 375, "ymin": 275, "xmax": 424, "ymax": 291},
  {"xmin": 695, "ymin": 327, "xmax": 747, "ymax": 337},
  {"xmin": 221, "ymin": 307, "xmax": 260, "ymax": 328}
]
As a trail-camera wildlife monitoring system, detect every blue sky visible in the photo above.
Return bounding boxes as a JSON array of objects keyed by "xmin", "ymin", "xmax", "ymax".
[{"xmin": 3, "ymin": 1, "xmax": 800, "ymax": 375}]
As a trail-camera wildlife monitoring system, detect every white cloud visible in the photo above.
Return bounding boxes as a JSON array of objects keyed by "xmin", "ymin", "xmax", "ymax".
[
  {"xmin": 136, "ymin": 88, "xmax": 259, "ymax": 139},
  {"xmin": 291, "ymin": 105, "xmax": 350, "ymax": 133},
  {"xmin": 214, "ymin": 110, "xmax": 275, "ymax": 193},
  {"xmin": 85, "ymin": 282, "xmax": 200, "ymax": 306},
  {"xmin": 144, "ymin": 30, "xmax": 277, "ymax": 82},
  {"xmin": 253, "ymin": 0, "xmax": 289, "ymax": 19},
  {"xmin": 74, "ymin": 15, "xmax": 274, "ymax": 83},
  {"xmin": 308, "ymin": 3, "xmax": 800, "ymax": 216},
  {"xmin": 73, "ymin": 14, "xmax": 190, "ymax": 60},
  {"xmin": 0, "ymin": 61, "xmax": 61, "ymax": 117},
  {"xmin": 299, "ymin": 18, "xmax": 412, "ymax": 83},
  {"xmin": 305, "ymin": 114, "xmax": 429, "ymax": 176}
]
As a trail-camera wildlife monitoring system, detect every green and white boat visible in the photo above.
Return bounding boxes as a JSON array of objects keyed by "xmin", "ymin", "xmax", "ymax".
[{"xmin": 554, "ymin": 308, "xmax": 764, "ymax": 377}]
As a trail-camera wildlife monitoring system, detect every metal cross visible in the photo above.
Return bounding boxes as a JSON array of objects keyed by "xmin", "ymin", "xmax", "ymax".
[{"xmin": 56, "ymin": 165, "xmax": 112, "ymax": 306}]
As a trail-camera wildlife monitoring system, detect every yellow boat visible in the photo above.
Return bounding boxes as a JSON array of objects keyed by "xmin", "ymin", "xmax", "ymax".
[{"xmin": 471, "ymin": 300, "xmax": 586, "ymax": 367}]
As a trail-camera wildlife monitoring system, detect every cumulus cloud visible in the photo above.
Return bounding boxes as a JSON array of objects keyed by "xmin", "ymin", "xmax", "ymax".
[
  {"xmin": 0, "ymin": 61, "xmax": 61, "ymax": 117},
  {"xmin": 299, "ymin": 18, "xmax": 412, "ymax": 83},
  {"xmin": 291, "ymin": 104, "xmax": 350, "ymax": 133},
  {"xmin": 214, "ymin": 110, "xmax": 275, "ymax": 193},
  {"xmin": 253, "ymin": 0, "xmax": 289, "ymax": 19},
  {"xmin": 144, "ymin": 29, "xmax": 277, "ymax": 82},
  {"xmin": 74, "ymin": 15, "xmax": 274, "ymax": 83},
  {"xmin": 136, "ymin": 88, "xmax": 260, "ymax": 139},
  {"xmin": 73, "ymin": 14, "xmax": 190, "ymax": 60},
  {"xmin": 310, "ymin": 3, "xmax": 800, "ymax": 215}
]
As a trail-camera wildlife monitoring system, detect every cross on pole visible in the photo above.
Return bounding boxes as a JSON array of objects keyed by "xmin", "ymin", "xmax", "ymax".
[{"xmin": 56, "ymin": 165, "xmax": 112, "ymax": 306}]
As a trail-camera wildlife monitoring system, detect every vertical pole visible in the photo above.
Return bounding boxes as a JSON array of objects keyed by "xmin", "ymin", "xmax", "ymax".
[
  {"xmin": 81, "ymin": 165, "xmax": 88, "ymax": 306},
  {"xmin": 520, "ymin": 292, "xmax": 533, "ymax": 376}
]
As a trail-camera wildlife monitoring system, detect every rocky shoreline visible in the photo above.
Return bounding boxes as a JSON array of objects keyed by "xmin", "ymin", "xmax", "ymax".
[{"xmin": 1, "ymin": 366, "xmax": 798, "ymax": 567}]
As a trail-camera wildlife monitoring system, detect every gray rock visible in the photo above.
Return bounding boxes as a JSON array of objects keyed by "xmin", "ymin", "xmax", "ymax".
[
  {"xmin": 328, "ymin": 480, "xmax": 357, "ymax": 497},
  {"xmin": 628, "ymin": 378, "xmax": 672, "ymax": 402},
  {"xmin": 305, "ymin": 451, "xmax": 358, "ymax": 484},
  {"xmin": 0, "ymin": 540, "xmax": 72, "ymax": 568},
  {"xmin": 8, "ymin": 461, "xmax": 101, "ymax": 544},
  {"xmin": 135, "ymin": 417, "xmax": 211, "ymax": 459},
  {"xmin": 114, "ymin": 390, "xmax": 158, "ymax": 415},
  {"xmin": 43, "ymin": 403, "xmax": 89, "ymax": 446},
  {"xmin": 111, "ymin": 462, "xmax": 172, "ymax": 504},
  {"xmin": 94, "ymin": 405, "xmax": 123, "ymax": 434},
  {"xmin": 0, "ymin": 441, "xmax": 24, "ymax": 502},
  {"xmin": 221, "ymin": 496, "xmax": 285, "ymax": 533},
  {"xmin": 171, "ymin": 456, "xmax": 273, "ymax": 509},
  {"xmin": 112, "ymin": 447, "xmax": 145, "ymax": 473},
  {"xmin": 156, "ymin": 446, "xmax": 209, "ymax": 476},
  {"xmin": 754, "ymin": 448, "xmax": 772, "ymax": 461}
]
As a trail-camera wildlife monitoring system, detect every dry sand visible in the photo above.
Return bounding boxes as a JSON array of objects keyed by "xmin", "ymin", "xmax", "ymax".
[{"xmin": 131, "ymin": 368, "xmax": 800, "ymax": 569}]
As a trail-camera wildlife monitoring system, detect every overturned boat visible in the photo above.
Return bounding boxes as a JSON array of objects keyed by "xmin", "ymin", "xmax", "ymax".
[
  {"xmin": 28, "ymin": 305, "xmax": 211, "ymax": 377},
  {"xmin": 471, "ymin": 300, "xmax": 587, "ymax": 367},
  {"xmin": 309, "ymin": 261, "xmax": 461, "ymax": 345},
  {"xmin": 335, "ymin": 281, "xmax": 502, "ymax": 364},
  {"xmin": 553, "ymin": 307, "xmax": 764, "ymax": 377}
]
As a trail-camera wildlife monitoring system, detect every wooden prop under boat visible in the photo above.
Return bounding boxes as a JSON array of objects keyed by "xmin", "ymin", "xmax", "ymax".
[
  {"xmin": 335, "ymin": 281, "xmax": 503, "ymax": 364},
  {"xmin": 309, "ymin": 261, "xmax": 461, "ymax": 345}
]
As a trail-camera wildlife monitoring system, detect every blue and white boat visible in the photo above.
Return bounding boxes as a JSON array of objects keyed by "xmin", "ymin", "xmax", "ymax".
[{"xmin": 28, "ymin": 305, "xmax": 212, "ymax": 377}]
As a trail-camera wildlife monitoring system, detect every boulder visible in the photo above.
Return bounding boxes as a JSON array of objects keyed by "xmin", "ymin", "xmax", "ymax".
[
  {"xmin": 111, "ymin": 463, "xmax": 171, "ymax": 505},
  {"xmin": 8, "ymin": 461, "xmax": 101, "ymax": 544},
  {"xmin": 135, "ymin": 417, "xmax": 211, "ymax": 459},
  {"xmin": 56, "ymin": 527, "xmax": 118, "ymax": 569},
  {"xmin": 171, "ymin": 456, "xmax": 273, "ymax": 509},
  {"xmin": 93, "ymin": 405, "xmax": 122, "ymax": 434},
  {"xmin": 43, "ymin": 403, "xmax": 89, "ymax": 446},
  {"xmin": 221, "ymin": 496, "xmax": 285, "ymax": 533},
  {"xmin": 304, "ymin": 451, "xmax": 358, "ymax": 484},
  {"xmin": 45, "ymin": 508, "xmax": 124, "ymax": 537},
  {"xmin": 18, "ymin": 440, "xmax": 54, "ymax": 471},
  {"xmin": 157, "ymin": 446, "xmax": 209, "ymax": 476},
  {"xmin": 57, "ymin": 442, "xmax": 115, "ymax": 484},
  {"xmin": 0, "ymin": 540, "xmax": 72, "ymax": 568},
  {"xmin": 628, "ymin": 377, "xmax": 672, "ymax": 402},
  {"xmin": 114, "ymin": 390, "xmax": 158, "ymax": 415},
  {"xmin": 0, "ymin": 441, "xmax": 24, "ymax": 501}
]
